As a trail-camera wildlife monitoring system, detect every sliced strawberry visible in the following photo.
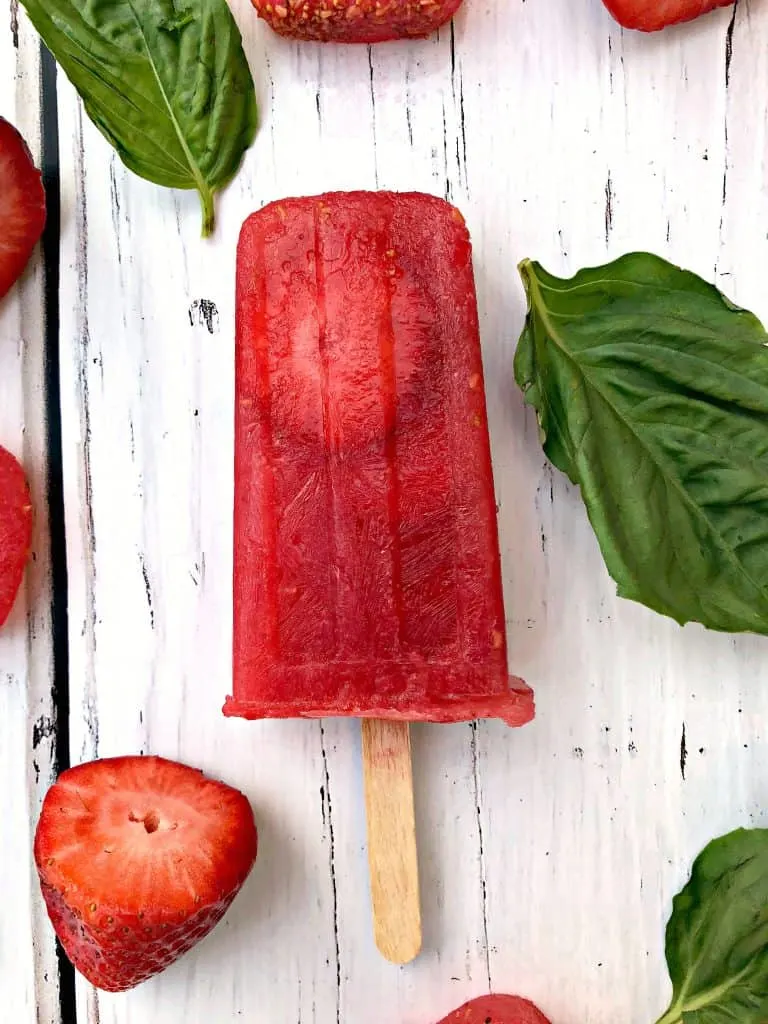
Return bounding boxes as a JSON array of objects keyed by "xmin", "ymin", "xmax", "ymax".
[
  {"xmin": 0, "ymin": 445, "xmax": 32, "ymax": 627},
  {"xmin": 437, "ymin": 995, "xmax": 552, "ymax": 1024},
  {"xmin": 602, "ymin": 0, "xmax": 732, "ymax": 31},
  {"xmin": 34, "ymin": 756, "xmax": 258, "ymax": 992},
  {"xmin": 0, "ymin": 117, "xmax": 46, "ymax": 300}
]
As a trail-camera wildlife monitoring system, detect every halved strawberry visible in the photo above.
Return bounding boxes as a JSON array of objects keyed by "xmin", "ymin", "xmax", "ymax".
[
  {"xmin": 601, "ymin": 0, "xmax": 733, "ymax": 31},
  {"xmin": 0, "ymin": 445, "xmax": 32, "ymax": 627},
  {"xmin": 0, "ymin": 117, "xmax": 46, "ymax": 300},
  {"xmin": 438, "ymin": 995, "xmax": 552, "ymax": 1024},
  {"xmin": 34, "ymin": 756, "xmax": 258, "ymax": 992}
]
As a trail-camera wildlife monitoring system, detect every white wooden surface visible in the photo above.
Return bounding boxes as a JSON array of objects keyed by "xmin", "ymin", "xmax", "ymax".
[
  {"xmin": 0, "ymin": 9, "xmax": 60, "ymax": 1022},
  {"xmin": 4, "ymin": 0, "xmax": 768, "ymax": 1021}
]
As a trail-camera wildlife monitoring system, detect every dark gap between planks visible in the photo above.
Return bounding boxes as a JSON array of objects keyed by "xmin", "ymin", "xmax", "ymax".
[{"xmin": 39, "ymin": 41, "xmax": 77, "ymax": 1024}]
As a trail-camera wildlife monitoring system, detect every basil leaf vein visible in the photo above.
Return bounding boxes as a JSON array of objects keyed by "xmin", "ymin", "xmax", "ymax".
[{"xmin": 22, "ymin": 0, "xmax": 258, "ymax": 235}]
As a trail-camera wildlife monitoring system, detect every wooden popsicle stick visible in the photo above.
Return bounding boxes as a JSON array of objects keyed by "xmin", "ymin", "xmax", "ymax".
[{"xmin": 361, "ymin": 718, "xmax": 422, "ymax": 965}]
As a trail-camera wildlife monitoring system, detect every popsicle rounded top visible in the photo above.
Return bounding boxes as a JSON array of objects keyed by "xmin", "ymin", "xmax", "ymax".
[
  {"xmin": 227, "ymin": 191, "xmax": 533, "ymax": 726},
  {"xmin": 252, "ymin": 0, "xmax": 464, "ymax": 43}
]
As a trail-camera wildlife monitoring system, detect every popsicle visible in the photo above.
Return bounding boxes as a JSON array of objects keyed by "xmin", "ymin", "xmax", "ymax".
[
  {"xmin": 252, "ymin": 0, "xmax": 465, "ymax": 43},
  {"xmin": 226, "ymin": 191, "xmax": 533, "ymax": 727},
  {"xmin": 227, "ymin": 191, "xmax": 533, "ymax": 962}
]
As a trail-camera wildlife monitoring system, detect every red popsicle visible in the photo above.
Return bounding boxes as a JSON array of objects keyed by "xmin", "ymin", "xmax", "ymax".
[
  {"xmin": 252, "ymin": 0, "xmax": 464, "ymax": 43},
  {"xmin": 227, "ymin": 191, "xmax": 533, "ymax": 727},
  {"xmin": 0, "ymin": 445, "xmax": 32, "ymax": 627}
]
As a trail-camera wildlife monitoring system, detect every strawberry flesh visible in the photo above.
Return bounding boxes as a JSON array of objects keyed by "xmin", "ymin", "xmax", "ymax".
[
  {"xmin": 252, "ymin": 0, "xmax": 464, "ymax": 43},
  {"xmin": 438, "ymin": 995, "xmax": 552, "ymax": 1024},
  {"xmin": 0, "ymin": 445, "xmax": 32, "ymax": 627},
  {"xmin": 34, "ymin": 756, "xmax": 258, "ymax": 992},
  {"xmin": 0, "ymin": 117, "xmax": 46, "ymax": 300},
  {"xmin": 602, "ymin": 0, "xmax": 732, "ymax": 31}
]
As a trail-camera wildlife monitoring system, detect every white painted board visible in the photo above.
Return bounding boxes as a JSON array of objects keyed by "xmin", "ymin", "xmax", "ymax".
[
  {"xmin": 8, "ymin": 0, "xmax": 768, "ymax": 1022},
  {"xmin": 0, "ymin": 10, "xmax": 60, "ymax": 1022}
]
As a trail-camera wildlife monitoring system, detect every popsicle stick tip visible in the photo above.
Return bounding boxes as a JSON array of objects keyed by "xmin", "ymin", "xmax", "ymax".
[{"xmin": 376, "ymin": 924, "xmax": 422, "ymax": 966}]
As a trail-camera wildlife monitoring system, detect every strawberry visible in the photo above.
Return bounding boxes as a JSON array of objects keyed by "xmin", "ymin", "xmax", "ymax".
[
  {"xmin": 34, "ymin": 756, "xmax": 258, "ymax": 992},
  {"xmin": 0, "ymin": 117, "xmax": 46, "ymax": 300},
  {"xmin": 253, "ymin": 0, "xmax": 464, "ymax": 43},
  {"xmin": 0, "ymin": 445, "xmax": 32, "ymax": 627},
  {"xmin": 601, "ymin": 0, "xmax": 733, "ymax": 31},
  {"xmin": 437, "ymin": 995, "xmax": 552, "ymax": 1024}
]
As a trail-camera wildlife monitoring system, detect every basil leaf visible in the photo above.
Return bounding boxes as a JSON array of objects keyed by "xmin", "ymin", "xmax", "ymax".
[
  {"xmin": 21, "ymin": 0, "xmax": 257, "ymax": 236},
  {"xmin": 515, "ymin": 253, "xmax": 768, "ymax": 635},
  {"xmin": 656, "ymin": 829, "xmax": 768, "ymax": 1024}
]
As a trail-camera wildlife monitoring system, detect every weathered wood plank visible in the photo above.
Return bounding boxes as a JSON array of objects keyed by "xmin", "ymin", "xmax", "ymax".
[
  {"xmin": 0, "ymin": 9, "xmax": 60, "ymax": 1022},
  {"xmin": 466, "ymin": 4, "xmax": 768, "ymax": 1023},
  {"xmin": 53, "ymin": 2, "xmax": 768, "ymax": 1023}
]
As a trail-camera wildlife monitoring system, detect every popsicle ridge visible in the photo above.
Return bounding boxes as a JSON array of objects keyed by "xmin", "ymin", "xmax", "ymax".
[
  {"xmin": 378, "ymin": 237, "xmax": 406, "ymax": 649},
  {"xmin": 313, "ymin": 202, "xmax": 340, "ymax": 655}
]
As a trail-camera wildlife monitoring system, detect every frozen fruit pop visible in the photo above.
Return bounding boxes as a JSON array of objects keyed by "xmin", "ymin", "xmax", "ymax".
[
  {"xmin": 252, "ymin": 0, "xmax": 464, "ymax": 43},
  {"xmin": 226, "ymin": 191, "xmax": 533, "ymax": 727}
]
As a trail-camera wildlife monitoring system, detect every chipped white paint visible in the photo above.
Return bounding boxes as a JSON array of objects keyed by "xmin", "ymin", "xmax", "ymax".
[
  {"xmin": 4, "ymin": 0, "xmax": 768, "ymax": 1021},
  {"xmin": 0, "ymin": 7, "xmax": 60, "ymax": 1021}
]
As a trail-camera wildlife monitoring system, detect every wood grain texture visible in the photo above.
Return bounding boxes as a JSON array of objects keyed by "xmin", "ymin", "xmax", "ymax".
[
  {"xmin": 362, "ymin": 720, "xmax": 422, "ymax": 965},
  {"xmin": 0, "ymin": 9, "xmax": 60, "ymax": 1022},
  {"xmin": 45, "ymin": 0, "xmax": 768, "ymax": 1022}
]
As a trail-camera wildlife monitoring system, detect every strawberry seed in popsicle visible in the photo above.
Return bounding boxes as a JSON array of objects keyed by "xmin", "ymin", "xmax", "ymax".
[{"xmin": 227, "ymin": 191, "xmax": 534, "ymax": 962}]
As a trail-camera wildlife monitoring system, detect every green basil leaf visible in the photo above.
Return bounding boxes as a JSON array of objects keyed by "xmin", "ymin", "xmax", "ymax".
[
  {"xmin": 656, "ymin": 829, "xmax": 768, "ymax": 1024},
  {"xmin": 514, "ymin": 253, "xmax": 768, "ymax": 635},
  {"xmin": 21, "ymin": 0, "xmax": 257, "ymax": 236}
]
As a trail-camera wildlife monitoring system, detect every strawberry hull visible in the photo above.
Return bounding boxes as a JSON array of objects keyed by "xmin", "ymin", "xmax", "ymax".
[
  {"xmin": 0, "ymin": 445, "xmax": 32, "ymax": 626},
  {"xmin": 252, "ymin": 0, "xmax": 464, "ymax": 43},
  {"xmin": 228, "ymin": 192, "xmax": 533, "ymax": 727},
  {"xmin": 602, "ymin": 0, "xmax": 732, "ymax": 31}
]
